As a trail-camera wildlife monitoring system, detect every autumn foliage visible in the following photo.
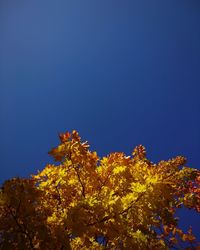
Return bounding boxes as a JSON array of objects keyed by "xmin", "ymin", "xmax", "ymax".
[{"xmin": 0, "ymin": 130, "xmax": 200, "ymax": 249}]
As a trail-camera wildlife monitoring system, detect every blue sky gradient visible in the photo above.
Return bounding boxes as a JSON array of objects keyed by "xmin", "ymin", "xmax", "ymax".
[{"xmin": 0, "ymin": 0, "xmax": 200, "ymax": 238}]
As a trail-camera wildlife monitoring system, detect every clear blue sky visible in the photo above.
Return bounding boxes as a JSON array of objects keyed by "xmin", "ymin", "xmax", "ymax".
[{"xmin": 0, "ymin": 0, "xmax": 200, "ymax": 237}]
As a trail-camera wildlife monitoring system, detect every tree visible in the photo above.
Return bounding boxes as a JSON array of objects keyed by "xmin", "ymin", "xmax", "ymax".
[{"xmin": 0, "ymin": 130, "xmax": 199, "ymax": 249}]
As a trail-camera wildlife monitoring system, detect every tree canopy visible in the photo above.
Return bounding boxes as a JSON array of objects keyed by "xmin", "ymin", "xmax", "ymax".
[{"xmin": 0, "ymin": 130, "xmax": 200, "ymax": 249}]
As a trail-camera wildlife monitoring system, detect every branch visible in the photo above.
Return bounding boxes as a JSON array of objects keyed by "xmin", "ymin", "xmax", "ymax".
[
  {"xmin": 87, "ymin": 191, "xmax": 145, "ymax": 227},
  {"xmin": 119, "ymin": 191, "xmax": 145, "ymax": 216},
  {"xmin": 74, "ymin": 167, "xmax": 85, "ymax": 197}
]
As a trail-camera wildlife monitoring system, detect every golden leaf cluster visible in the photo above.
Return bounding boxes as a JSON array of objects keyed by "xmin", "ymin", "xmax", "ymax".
[{"xmin": 0, "ymin": 130, "xmax": 199, "ymax": 249}]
